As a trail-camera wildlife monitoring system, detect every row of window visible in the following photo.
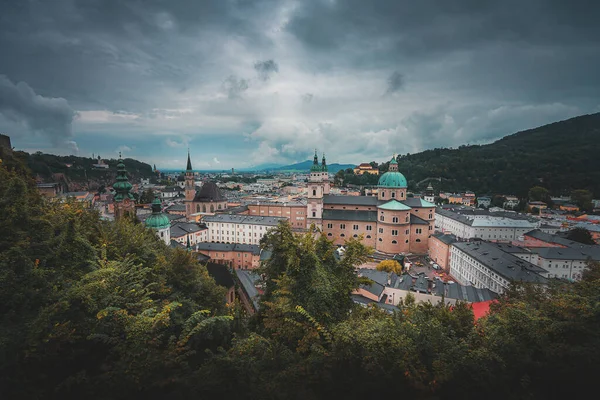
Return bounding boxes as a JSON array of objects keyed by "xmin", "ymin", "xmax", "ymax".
[{"xmin": 324, "ymin": 233, "xmax": 422, "ymax": 243}]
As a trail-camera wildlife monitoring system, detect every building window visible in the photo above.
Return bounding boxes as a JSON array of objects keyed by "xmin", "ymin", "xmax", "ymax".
[
  {"xmin": 405, "ymin": 239, "xmax": 409, "ymax": 243},
  {"xmin": 381, "ymin": 192, "xmax": 385, "ymax": 198},
  {"xmin": 366, "ymin": 225, "xmax": 372, "ymax": 231},
  {"xmin": 327, "ymin": 233, "xmax": 332, "ymax": 236},
  {"xmin": 353, "ymin": 225, "xmax": 359, "ymax": 230},
  {"xmin": 429, "ymin": 226, "xmax": 432, "ymax": 231},
  {"xmin": 313, "ymin": 189, "xmax": 316, "ymax": 196},
  {"xmin": 392, "ymin": 217, "xmax": 398, "ymax": 223},
  {"xmin": 327, "ymin": 223, "xmax": 333, "ymax": 229},
  {"xmin": 392, "ymin": 229, "xmax": 398, "ymax": 236},
  {"xmin": 416, "ymin": 239, "xmax": 421, "ymax": 242},
  {"xmin": 353, "ymin": 234, "xmax": 358, "ymax": 238},
  {"xmin": 391, "ymin": 192, "xmax": 396, "ymax": 198},
  {"xmin": 405, "ymin": 216, "xmax": 409, "ymax": 222},
  {"xmin": 401, "ymin": 192, "xmax": 404, "ymax": 198},
  {"xmin": 340, "ymin": 233, "xmax": 345, "ymax": 237},
  {"xmin": 378, "ymin": 238, "xmax": 382, "ymax": 242},
  {"xmin": 366, "ymin": 235, "xmax": 372, "ymax": 239},
  {"xmin": 380, "ymin": 215, "xmax": 384, "ymax": 221},
  {"xmin": 405, "ymin": 229, "xmax": 409, "ymax": 234},
  {"xmin": 378, "ymin": 228, "xmax": 383, "ymax": 233},
  {"xmin": 429, "ymin": 213, "xmax": 433, "ymax": 219},
  {"xmin": 312, "ymin": 211, "xmax": 316, "ymax": 217},
  {"xmin": 416, "ymin": 228, "xmax": 422, "ymax": 234},
  {"xmin": 392, "ymin": 240, "xmax": 397, "ymax": 244},
  {"xmin": 340, "ymin": 224, "xmax": 346, "ymax": 229}
]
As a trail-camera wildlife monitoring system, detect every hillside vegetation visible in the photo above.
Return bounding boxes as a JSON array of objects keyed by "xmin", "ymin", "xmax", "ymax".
[
  {"xmin": 391, "ymin": 113, "xmax": 600, "ymax": 197},
  {"xmin": 21, "ymin": 151, "xmax": 154, "ymax": 191}
]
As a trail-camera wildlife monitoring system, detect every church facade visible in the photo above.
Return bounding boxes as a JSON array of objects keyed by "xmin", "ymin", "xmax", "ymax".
[
  {"xmin": 309, "ymin": 154, "xmax": 435, "ymax": 255},
  {"xmin": 184, "ymin": 151, "xmax": 228, "ymax": 219}
]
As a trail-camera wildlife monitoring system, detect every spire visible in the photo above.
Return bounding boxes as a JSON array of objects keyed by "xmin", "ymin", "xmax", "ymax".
[
  {"xmin": 113, "ymin": 152, "xmax": 133, "ymax": 202},
  {"xmin": 151, "ymin": 194, "xmax": 162, "ymax": 213},
  {"xmin": 311, "ymin": 149, "xmax": 321, "ymax": 172},
  {"xmin": 186, "ymin": 149, "xmax": 193, "ymax": 171},
  {"xmin": 186, "ymin": 235, "xmax": 191, "ymax": 251},
  {"xmin": 321, "ymin": 152, "xmax": 328, "ymax": 172}
]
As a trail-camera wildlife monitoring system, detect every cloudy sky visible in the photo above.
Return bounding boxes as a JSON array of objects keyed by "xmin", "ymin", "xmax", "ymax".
[{"xmin": 1, "ymin": 0, "xmax": 599, "ymax": 169}]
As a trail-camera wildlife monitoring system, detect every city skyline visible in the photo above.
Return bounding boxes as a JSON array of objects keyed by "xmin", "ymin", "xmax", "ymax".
[{"xmin": 1, "ymin": 1, "xmax": 599, "ymax": 169}]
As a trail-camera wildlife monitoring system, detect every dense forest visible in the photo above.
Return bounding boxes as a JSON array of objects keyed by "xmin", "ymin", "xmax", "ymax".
[
  {"xmin": 337, "ymin": 113, "xmax": 600, "ymax": 198},
  {"xmin": 1, "ymin": 150, "xmax": 599, "ymax": 399},
  {"xmin": 20, "ymin": 150, "xmax": 154, "ymax": 191}
]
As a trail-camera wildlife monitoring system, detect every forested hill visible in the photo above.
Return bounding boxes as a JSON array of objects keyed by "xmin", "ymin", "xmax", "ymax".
[
  {"xmin": 394, "ymin": 112, "xmax": 600, "ymax": 197},
  {"xmin": 20, "ymin": 151, "xmax": 154, "ymax": 191}
]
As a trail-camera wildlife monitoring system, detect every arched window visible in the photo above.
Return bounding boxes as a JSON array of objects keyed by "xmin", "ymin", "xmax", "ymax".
[
  {"xmin": 366, "ymin": 235, "xmax": 372, "ymax": 239},
  {"xmin": 380, "ymin": 215, "xmax": 384, "ymax": 221},
  {"xmin": 327, "ymin": 233, "xmax": 332, "ymax": 236},
  {"xmin": 405, "ymin": 216, "xmax": 408, "ymax": 222},
  {"xmin": 416, "ymin": 239, "xmax": 421, "ymax": 242},
  {"xmin": 391, "ymin": 192, "xmax": 396, "ymax": 198},
  {"xmin": 340, "ymin": 233, "xmax": 345, "ymax": 237},
  {"xmin": 378, "ymin": 238, "xmax": 382, "ymax": 242},
  {"xmin": 210, "ymin": 204, "xmax": 214, "ymax": 212},
  {"xmin": 353, "ymin": 234, "xmax": 358, "ymax": 238},
  {"xmin": 196, "ymin": 204, "xmax": 200, "ymax": 212},
  {"xmin": 392, "ymin": 240, "xmax": 397, "ymax": 244},
  {"xmin": 381, "ymin": 191, "xmax": 385, "ymax": 198},
  {"xmin": 313, "ymin": 189, "xmax": 316, "ymax": 196},
  {"xmin": 203, "ymin": 205, "xmax": 206, "ymax": 212},
  {"xmin": 401, "ymin": 192, "xmax": 404, "ymax": 198},
  {"xmin": 392, "ymin": 217, "xmax": 398, "ymax": 223}
]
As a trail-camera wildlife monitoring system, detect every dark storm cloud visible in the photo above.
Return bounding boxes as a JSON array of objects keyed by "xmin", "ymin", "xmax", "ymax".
[
  {"xmin": 0, "ymin": 75, "xmax": 76, "ymax": 144},
  {"xmin": 254, "ymin": 60, "xmax": 279, "ymax": 81},
  {"xmin": 222, "ymin": 75, "xmax": 249, "ymax": 99},
  {"xmin": 385, "ymin": 71, "xmax": 404, "ymax": 95}
]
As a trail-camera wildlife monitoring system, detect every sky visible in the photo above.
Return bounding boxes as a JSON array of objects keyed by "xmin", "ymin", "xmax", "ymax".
[{"xmin": 1, "ymin": 0, "xmax": 599, "ymax": 170}]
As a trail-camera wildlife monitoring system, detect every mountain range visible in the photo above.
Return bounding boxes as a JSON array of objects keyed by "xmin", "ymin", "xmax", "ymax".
[{"xmin": 245, "ymin": 160, "xmax": 356, "ymax": 174}]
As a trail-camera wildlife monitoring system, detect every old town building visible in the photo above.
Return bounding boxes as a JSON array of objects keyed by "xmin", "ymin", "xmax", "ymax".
[
  {"xmin": 312, "ymin": 154, "xmax": 436, "ymax": 255},
  {"xmin": 184, "ymin": 151, "xmax": 228, "ymax": 219},
  {"xmin": 113, "ymin": 153, "xmax": 135, "ymax": 220}
]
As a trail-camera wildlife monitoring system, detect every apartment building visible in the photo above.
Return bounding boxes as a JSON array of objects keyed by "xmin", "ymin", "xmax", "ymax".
[{"xmin": 203, "ymin": 214, "xmax": 286, "ymax": 245}]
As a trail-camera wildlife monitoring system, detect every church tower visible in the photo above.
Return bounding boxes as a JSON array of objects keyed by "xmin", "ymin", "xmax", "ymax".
[
  {"xmin": 321, "ymin": 153, "xmax": 330, "ymax": 195},
  {"xmin": 184, "ymin": 150, "xmax": 195, "ymax": 219},
  {"xmin": 423, "ymin": 182, "xmax": 435, "ymax": 203},
  {"xmin": 307, "ymin": 150, "xmax": 324, "ymax": 229},
  {"xmin": 113, "ymin": 152, "xmax": 135, "ymax": 220},
  {"xmin": 145, "ymin": 195, "xmax": 171, "ymax": 245}
]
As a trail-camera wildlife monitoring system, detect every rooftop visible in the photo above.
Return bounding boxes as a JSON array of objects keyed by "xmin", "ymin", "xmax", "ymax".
[
  {"xmin": 322, "ymin": 209, "xmax": 377, "ymax": 222},
  {"xmin": 378, "ymin": 199, "xmax": 411, "ymax": 211},
  {"xmin": 195, "ymin": 242, "xmax": 261, "ymax": 255},
  {"xmin": 452, "ymin": 241, "xmax": 548, "ymax": 284},
  {"xmin": 203, "ymin": 214, "xmax": 286, "ymax": 226},
  {"xmin": 431, "ymin": 232, "xmax": 458, "ymax": 245}
]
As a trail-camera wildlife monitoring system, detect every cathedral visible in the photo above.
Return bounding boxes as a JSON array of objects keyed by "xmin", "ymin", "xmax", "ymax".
[
  {"xmin": 113, "ymin": 152, "xmax": 135, "ymax": 220},
  {"xmin": 309, "ymin": 154, "xmax": 435, "ymax": 255},
  {"xmin": 184, "ymin": 151, "xmax": 228, "ymax": 219}
]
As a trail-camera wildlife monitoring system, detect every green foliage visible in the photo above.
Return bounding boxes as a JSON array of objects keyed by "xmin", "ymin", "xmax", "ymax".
[
  {"xmin": 571, "ymin": 189, "xmax": 593, "ymax": 212},
  {"xmin": 376, "ymin": 259, "xmax": 403, "ymax": 274},
  {"xmin": 2, "ymin": 152, "xmax": 600, "ymax": 400},
  {"xmin": 394, "ymin": 113, "xmax": 600, "ymax": 197}
]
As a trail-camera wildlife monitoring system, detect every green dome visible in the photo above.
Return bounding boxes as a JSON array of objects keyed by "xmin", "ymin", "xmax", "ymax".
[
  {"xmin": 145, "ymin": 196, "xmax": 170, "ymax": 229},
  {"xmin": 378, "ymin": 171, "xmax": 407, "ymax": 188},
  {"xmin": 145, "ymin": 213, "xmax": 170, "ymax": 229}
]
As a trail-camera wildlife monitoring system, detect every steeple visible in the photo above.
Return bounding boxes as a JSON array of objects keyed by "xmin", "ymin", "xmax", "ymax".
[
  {"xmin": 310, "ymin": 149, "xmax": 321, "ymax": 172},
  {"xmin": 321, "ymin": 153, "xmax": 327, "ymax": 172},
  {"xmin": 113, "ymin": 152, "xmax": 134, "ymax": 202},
  {"xmin": 186, "ymin": 149, "xmax": 193, "ymax": 171},
  {"xmin": 186, "ymin": 235, "xmax": 191, "ymax": 251}
]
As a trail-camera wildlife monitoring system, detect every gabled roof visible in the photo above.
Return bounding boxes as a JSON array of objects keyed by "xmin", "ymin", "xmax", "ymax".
[
  {"xmin": 378, "ymin": 199, "xmax": 412, "ymax": 211},
  {"xmin": 193, "ymin": 182, "xmax": 226, "ymax": 202}
]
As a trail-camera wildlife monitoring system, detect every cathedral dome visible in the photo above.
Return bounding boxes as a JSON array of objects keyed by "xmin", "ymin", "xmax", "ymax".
[
  {"xmin": 145, "ymin": 196, "xmax": 170, "ymax": 230},
  {"xmin": 378, "ymin": 171, "xmax": 408, "ymax": 188}
]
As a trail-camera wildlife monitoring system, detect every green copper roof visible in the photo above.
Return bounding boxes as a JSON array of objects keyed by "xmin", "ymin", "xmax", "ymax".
[
  {"xmin": 113, "ymin": 153, "xmax": 134, "ymax": 202},
  {"xmin": 419, "ymin": 198, "xmax": 436, "ymax": 207},
  {"xmin": 378, "ymin": 200, "xmax": 412, "ymax": 211},
  {"xmin": 378, "ymin": 171, "xmax": 408, "ymax": 188},
  {"xmin": 145, "ymin": 196, "xmax": 170, "ymax": 229},
  {"xmin": 321, "ymin": 153, "xmax": 328, "ymax": 172},
  {"xmin": 389, "ymin": 155, "xmax": 398, "ymax": 164}
]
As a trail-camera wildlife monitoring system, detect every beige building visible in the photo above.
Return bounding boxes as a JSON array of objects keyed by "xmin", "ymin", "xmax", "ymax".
[{"xmin": 353, "ymin": 163, "xmax": 379, "ymax": 175}]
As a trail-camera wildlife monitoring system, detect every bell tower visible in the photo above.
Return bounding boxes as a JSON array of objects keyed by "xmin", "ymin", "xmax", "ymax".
[
  {"xmin": 113, "ymin": 152, "xmax": 135, "ymax": 220},
  {"xmin": 184, "ymin": 150, "xmax": 195, "ymax": 219},
  {"xmin": 307, "ymin": 150, "xmax": 324, "ymax": 229}
]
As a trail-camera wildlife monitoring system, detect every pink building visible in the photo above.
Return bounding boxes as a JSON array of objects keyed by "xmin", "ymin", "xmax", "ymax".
[{"xmin": 428, "ymin": 233, "xmax": 458, "ymax": 272}]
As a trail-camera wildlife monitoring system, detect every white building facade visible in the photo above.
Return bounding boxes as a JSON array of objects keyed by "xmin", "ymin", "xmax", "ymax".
[
  {"xmin": 204, "ymin": 214, "xmax": 287, "ymax": 245},
  {"xmin": 436, "ymin": 209, "xmax": 537, "ymax": 241}
]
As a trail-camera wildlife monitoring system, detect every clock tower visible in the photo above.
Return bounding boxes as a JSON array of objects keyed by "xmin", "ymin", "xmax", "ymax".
[{"xmin": 113, "ymin": 152, "xmax": 135, "ymax": 220}]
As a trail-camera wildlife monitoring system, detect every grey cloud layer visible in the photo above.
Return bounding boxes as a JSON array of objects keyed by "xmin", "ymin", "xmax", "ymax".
[{"xmin": 0, "ymin": 0, "xmax": 599, "ymax": 163}]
